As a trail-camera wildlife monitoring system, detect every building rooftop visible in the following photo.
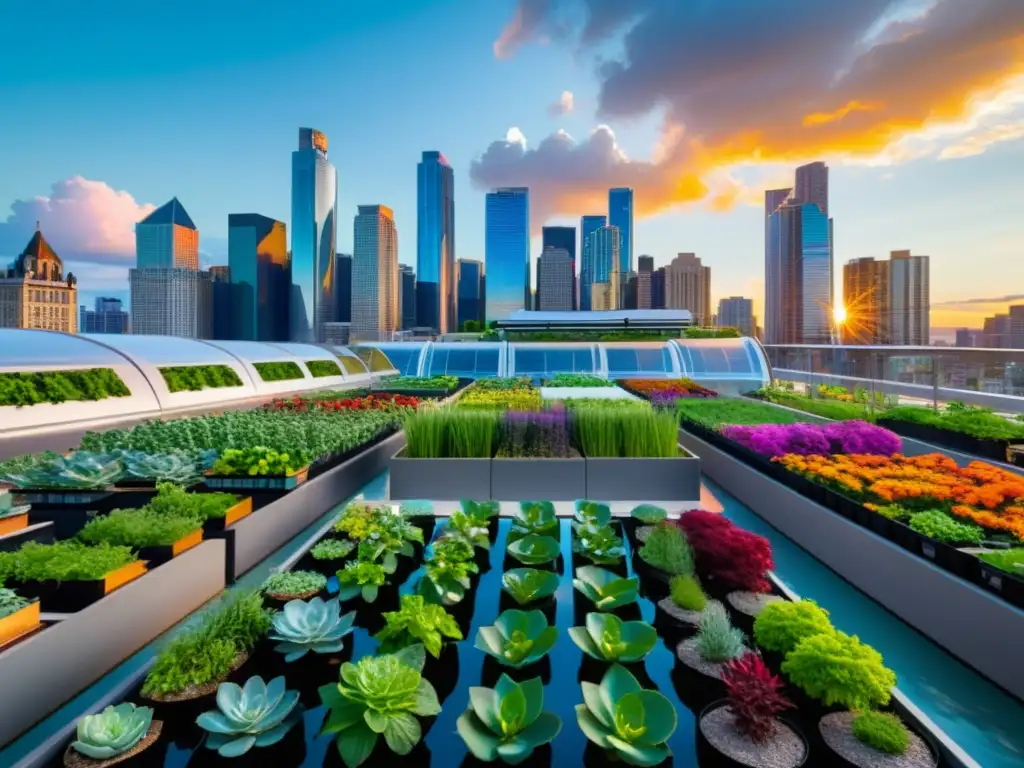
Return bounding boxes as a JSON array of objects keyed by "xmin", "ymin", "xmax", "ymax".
[{"xmin": 140, "ymin": 197, "xmax": 197, "ymax": 230}]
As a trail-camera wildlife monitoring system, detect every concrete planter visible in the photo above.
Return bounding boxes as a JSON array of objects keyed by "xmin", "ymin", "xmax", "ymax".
[
  {"xmin": 388, "ymin": 451, "xmax": 491, "ymax": 500},
  {"xmin": 585, "ymin": 456, "xmax": 701, "ymax": 501},
  {"xmin": 491, "ymin": 458, "xmax": 586, "ymax": 500}
]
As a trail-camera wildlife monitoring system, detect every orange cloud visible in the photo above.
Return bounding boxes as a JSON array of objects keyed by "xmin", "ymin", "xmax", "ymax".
[{"xmin": 802, "ymin": 100, "xmax": 885, "ymax": 127}]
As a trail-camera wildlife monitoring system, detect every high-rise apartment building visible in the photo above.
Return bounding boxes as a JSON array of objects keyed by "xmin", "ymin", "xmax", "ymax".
[
  {"xmin": 290, "ymin": 127, "xmax": 337, "ymax": 342},
  {"xmin": 335, "ymin": 254, "xmax": 352, "ymax": 323},
  {"xmin": 416, "ymin": 151, "xmax": 456, "ymax": 333},
  {"xmin": 717, "ymin": 297, "xmax": 755, "ymax": 337},
  {"xmin": 456, "ymin": 259, "xmax": 484, "ymax": 329},
  {"xmin": 399, "ymin": 264, "xmax": 417, "ymax": 331},
  {"xmin": 665, "ymin": 253, "xmax": 712, "ymax": 326},
  {"xmin": 889, "ymin": 250, "xmax": 930, "ymax": 345},
  {"xmin": 652, "ymin": 267, "xmax": 666, "ymax": 310},
  {"xmin": 579, "ymin": 215, "xmax": 607, "ymax": 310},
  {"xmin": 228, "ymin": 214, "xmax": 289, "ymax": 341},
  {"xmin": 80, "ymin": 297, "xmax": 128, "ymax": 334},
  {"xmin": 0, "ymin": 226, "xmax": 77, "ymax": 332},
  {"xmin": 209, "ymin": 266, "xmax": 232, "ymax": 340},
  {"xmin": 541, "ymin": 226, "xmax": 576, "ymax": 309},
  {"xmin": 484, "ymin": 188, "xmax": 529, "ymax": 324},
  {"xmin": 955, "ymin": 328, "xmax": 983, "ymax": 348},
  {"xmin": 637, "ymin": 255, "xmax": 654, "ymax": 310},
  {"xmin": 537, "ymin": 246, "xmax": 574, "ymax": 311},
  {"xmin": 983, "ymin": 313, "xmax": 1012, "ymax": 348},
  {"xmin": 842, "ymin": 251, "xmax": 929, "ymax": 345},
  {"xmin": 608, "ymin": 188, "xmax": 633, "ymax": 276},
  {"xmin": 351, "ymin": 205, "xmax": 398, "ymax": 340}
]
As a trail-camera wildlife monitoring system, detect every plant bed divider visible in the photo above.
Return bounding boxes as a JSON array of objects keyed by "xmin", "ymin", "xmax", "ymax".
[
  {"xmin": 0, "ymin": 539, "xmax": 226, "ymax": 747},
  {"xmin": 0, "ymin": 599, "xmax": 41, "ymax": 649},
  {"xmin": 137, "ymin": 528, "xmax": 205, "ymax": 568},
  {"xmin": 14, "ymin": 560, "xmax": 149, "ymax": 613},
  {"xmin": 200, "ymin": 496, "xmax": 253, "ymax": 534},
  {"xmin": 0, "ymin": 508, "xmax": 29, "ymax": 536},
  {"xmin": 491, "ymin": 457, "xmax": 586, "ymax": 500},
  {"xmin": 585, "ymin": 455, "xmax": 702, "ymax": 501},
  {"xmin": 0, "ymin": 520, "xmax": 55, "ymax": 553},
  {"xmin": 679, "ymin": 426, "xmax": 1024, "ymax": 703},
  {"xmin": 208, "ymin": 430, "xmax": 404, "ymax": 582},
  {"xmin": 388, "ymin": 451, "xmax": 491, "ymax": 500}
]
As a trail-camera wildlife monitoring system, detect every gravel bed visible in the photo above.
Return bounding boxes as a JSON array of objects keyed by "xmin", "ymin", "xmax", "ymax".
[
  {"xmin": 676, "ymin": 636, "xmax": 731, "ymax": 680},
  {"xmin": 658, "ymin": 597, "xmax": 723, "ymax": 627},
  {"xmin": 636, "ymin": 525, "xmax": 655, "ymax": 543},
  {"xmin": 819, "ymin": 712, "xmax": 936, "ymax": 768},
  {"xmin": 701, "ymin": 705, "xmax": 806, "ymax": 768},
  {"xmin": 728, "ymin": 590, "xmax": 784, "ymax": 617}
]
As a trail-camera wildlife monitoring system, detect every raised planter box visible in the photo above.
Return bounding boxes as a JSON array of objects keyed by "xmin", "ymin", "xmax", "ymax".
[
  {"xmin": 14, "ymin": 560, "xmax": 148, "ymax": 613},
  {"xmin": 204, "ymin": 465, "xmax": 310, "ymax": 492},
  {"xmin": 201, "ymin": 496, "xmax": 253, "ymax": 533},
  {"xmin": 585, "ymin": 455, "xmax": 701, "ymax": 501},
  {"xmin": 137, "ymin": 528, "xmax": 205, "ymax": 567},
  {"xmin": 491, "ymin": 457, "xmax": 586, "ymax": 500},
  {"xmin": 876, "ymin": 417, "xmax": 1012, "ymax": 463},
  {"xmin": 0, "ymin": 539, "xmax": 226, "ymax": 747},
  {"xmin": 0, "ymin": 520, "xmax": 54, "ymax": 552},
  {"xmin": 388, "ymin": 450, "xmax": 491, "ymax": 501},
  {"xmin": 0, "ymin": 600, "xmax": 41, "ymax": 649}
]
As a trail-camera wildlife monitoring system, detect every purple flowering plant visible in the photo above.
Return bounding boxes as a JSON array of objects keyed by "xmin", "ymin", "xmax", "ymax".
[
  {"xmin": 497, "ymin": 404, "xmax": 572, "ymax": 458},
  {"xmin": 720, "ymin": 420, "xmax": 900, "ymax": 458}
]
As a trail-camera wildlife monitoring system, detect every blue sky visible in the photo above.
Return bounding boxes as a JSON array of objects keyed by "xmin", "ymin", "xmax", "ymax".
[{"xmin": 1, "ymin": 0, "xmax": 1022, "ymax": 336}]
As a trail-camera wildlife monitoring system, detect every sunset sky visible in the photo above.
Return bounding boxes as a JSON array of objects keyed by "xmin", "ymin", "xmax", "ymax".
[{"xmin": 1, "ymin": 0, "xmax": 1022, "ymax": 339}]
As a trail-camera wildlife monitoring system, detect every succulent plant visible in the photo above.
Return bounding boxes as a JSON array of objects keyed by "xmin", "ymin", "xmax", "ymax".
[
  {"xmin": 569, "ymin": 613, "xmax": 657, "ymax": 663},
  {"xmin": 457, "ymin": 674, "xmax": 562, "ymax": 765},
  {"xmin": 119, "ymin": 450, "xmax": 203, "ymax": 485},
  {"xmin": 509, "ymin": 501, "xmax": 558, "ymax": 542},
  {"xmin": 0, "ymin": 451, "xmax": 124, "ymax": 490},
  {"xmin": 196, "ymin": 675, "xmax": 301, "ymax": 757},
  {"xmin": 461, "ymin": 499, "xmax": 500, "ymax": 521},
  {"xmin": 507, "ymin": 534, "xmax": 560, "ymax": 566},
  {"xmin": 572, "ymin": 523, "xmax": 625, "ymax": 565},
  {"xmin": 374, "ymin": 594, "xmax": 464, "ymax": 658},
  {"xmin": 261, "ymin": 570, "xmax": 327, "ymax": 598},
  {"xmin": 720, "ymin": 652, "xmax": 793, "ymax": 743},
  {"xmin": 319, "ymin": 644, "xmax": 441, "ymax": 768},
  {"xmin": 631, "ymin": 505, "xmax": 667, "ymax": 524},
  {"xmin": 269, "ymin": 597, "xmax": 356, "ymax": 662},
  {"xmin": 502, "ymin": 568, "xmax": 560, "ymax": 605},
  {"xmin": 475, "ymin": 609, "xmax": 559, "ymax": 668},
  {"xmin": 575, "ymin": 663, "xmax": 677, "ymax": 767},
  {"xmin": 695, "ymin": 602, "xmax": 746, "ymax": 662},
  {"xmin": 71, "ymin": 703, "xmax": 154, "ymax": 760},
  {"xmin": 574, "ymin": 500, "xmax": 612, "ymax": 527},
  {"xmin": 573, "ymin": 566, "xmax": 639, "ymax": 611}
]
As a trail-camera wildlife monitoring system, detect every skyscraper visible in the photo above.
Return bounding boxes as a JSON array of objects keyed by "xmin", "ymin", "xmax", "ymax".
[
  {"xmin": 537, "ymin": 246, "xmax": 574, "ymax": 311},
  {"xmin": 608, "ymin": 188, "xmax": 633, "ymax": 276},
  {"xmin": 795, "ymin": 162, "xmax": 829, "ymax": 217},
  {"xmin": 135, "ymin": 198, "xmax": 199, "ymax": 269},
  {"xmin": 290, "ymin": 127, "xmax": 337, "ymax": 342},
  {"xmin": 717, "ymin": 297, "xmax": 755, "ymax": 337},
  {"xmin": 665, "ymin": 253, "xmax": 712, "ymax": 326},
  {"xmin": 637, "ymin": 255, "xmax": 654, "ymax": 310},
  {"xmin": 579, "ymin": 215, "xmax": 607, "ymax": 311},
  {"xmin": 484, "ymin": 188, "xmax": 529, "ymax": 324},
  {"xmin": 79, "ymin": 297, "xmax": 128, "ymax": 334},
  {"xmin": 652, "ymin": 267, "xmax": 666, "ymax": 310},
  {"xmin": 457, "ymin": 259, "xmax": 484, "ymax": 329},
  {"xmin": 335, "ymin": 254, "xmax": 352, "ymax": 323},
  {"xmin": 541, "ymin": 226, "xmax": 576, "ymax": 309},
  {"xmin": 843, "ymin": 257, "xmax": 890, "ymax": 344},
  {"xmin": 888, "ymin": 250, "xmax": 930, "ymax": 345},
  {"xmin": 399, "ymin": 264, "xmax": 416, "ymax": 331},
  {"xmin": 351, "ymin": 205, "xmax": 398, "ymax": 340},
  {"xmin": 228, "ymin": 214, "xmax": 289, "ymax": 341},
  {"xmin": 209, "ymin": 266, "xmax": 232, "ymax": 340},
  {"xmin": 588, "ymin": 225, "xmax": 621, "ymax": 310},
  {"xmin": 416, "ymin": 151, "xmax": 456, "ymax": 333}
]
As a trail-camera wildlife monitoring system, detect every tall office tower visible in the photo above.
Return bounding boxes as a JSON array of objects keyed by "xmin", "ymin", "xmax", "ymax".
[
  {"xmin": 843, "ymin": 257, "xmax": 890, "ymax": 344},
  {"xmin": 484, "ymin": 188, "xmax": 529, "ymax": 324},
  {"xmin": 717, "ymin": 297, "xmax": 755, "ymax": 337},
  {"xmin": 351, "ymin": 205, "xmax": 398, "ymax": 340},
  {"xmin": 955, "ymin": 328, "xmax": 983, "ymax": 348},
  {"xmin": 1009, "ymin": 305, "xmax": 1024, "ymax": 349},
  {"xmin": 0, "ymin": 226, "xmax": 77, "ymax": 331},
  {"xmin": 579, "ymin": 215, "xmax": 607, "ymax": 310},
  {"xmin": 636, "ymin": 255, "xmax": 654, "ymax": 309},
  {"xmin": 888, "ymin": 250, "xmax": 930, "ymax": 345},
  {"xmin": 623, "ymin": 273, "xmax": 639, "ymax": 310},
  {"xmin": 983, "ymin": 313, "xmax": 1012, "ymax": 348},
  {"xmin": 457, "ymin": 259, "xmax": 484, "ymax": 329},
  {"xmin": 537, "ymin": 246, "xmax": 574, "ymax": 311},
  {"xmin": 665, "ymin": 253, "xmax": 712, "ymax": 325},
  {"xmin": 290, "ymin": 127, "xmax": 338, "ymax": 342},
  {"xmin": 79, "ymin": 297, "xmax": 129, "ymax": 334},
  {"xmin": 228, "ymin": 214, "xmax": 289, "ymax": 341},
  {"xmin": 587, "ymin": 225, "xmax": 622, "ymax": 311},
  {"xmin": 416, "ymin": 151, "xmax": 456, "ymax": 333},
  {"xmin": 795, "ymin": 162, "xmax": 829, "ymax": 216},
  {"xmin": 135, "ymin": 198, "xmax": 199, "ymax": 269},
  {"xmin": 541, "ymin": 226, "xmax": 577, "ymax": 309},
  {"xmin": 335, "ymin": 254, "xmax": 352, "ymax": 323},
  {"xmin": 652, "ymin": 267, "xmax": 666, "ymax": 310},
  {"xmin": 399, "ymin": 264, "xmax": 417, "ymax": 331},
  {"xmin": 608, "ymin": 188, "xmax": 634, "ymax": 276},
  {"xmin": 764, "ymin": 188, "xmax": 792, "ymax": 343},
  {"xmin": 208, "ymin": 266, "xmax": 233, "ymax": 340}
]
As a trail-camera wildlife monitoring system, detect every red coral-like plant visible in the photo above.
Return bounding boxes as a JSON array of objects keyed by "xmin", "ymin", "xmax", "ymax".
[
  {"xmin": 721, "ymin": 651, "xmax": 793, "ymax": 743},
  {"xmin": 676, "ymin": 511, "xmax": 774, "ymax": 593}
]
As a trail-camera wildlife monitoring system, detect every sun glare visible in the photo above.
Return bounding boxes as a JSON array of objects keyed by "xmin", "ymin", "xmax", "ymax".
[{"xmin": 833, "ymin": 304, "xmax": 848, "ymax": 325}]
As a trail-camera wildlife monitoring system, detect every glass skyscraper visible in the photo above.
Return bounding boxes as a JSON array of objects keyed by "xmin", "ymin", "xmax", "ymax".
[
  {"xmin": 766, "ymin": 201, "xmax": 832, "ymax": 344},
  {"xmin": 541, "ymin": 226, "xmax": 576, "ymax": 309},
  {"xmin": 416, "ymin": 151, "xmax": 456, "ymax": 333},
  {"xmin": 579, "ymin": 214, "xmax": 606, "ymax": 310},
  {"xmin": 457, "ymin": 259, "xmax": 484, "ymax": 329},
  {"xmin": 608, "ymin": 188, "xmax": 633, "ymax": 276},
  {"xmin": 399, "ymin": 264, "xmax": 416, "ymax": 331},
  {"xmin": 485, "ymin": 188, "xmax": 529, "ymax": 324},
  {"xmin": 335, "ymin": 254, "xmax": 352, "ymax": 323},
  {"xmin": 228, "ymin": 214, "xmax": 289, "ymax": 341},
  {"xmin": 290, "ymin": 127, "xmax": 337, "ymax": 342},
  {"xmin": 351, "ymin": 205, "xmax": 398, "ymax": 340}
]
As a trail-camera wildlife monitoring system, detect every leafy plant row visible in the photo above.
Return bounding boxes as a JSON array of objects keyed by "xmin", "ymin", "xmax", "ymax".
[
  {"xmin": 159, "ymin": 365, "xmax": 243, "ymax": 393},
  {"xmin": 253, "ymin": 361, "xmax": 305, "ymax": 382},
  {"xmin": 0, "ymin": 368, "xmax": 130, "ymax": 408}
]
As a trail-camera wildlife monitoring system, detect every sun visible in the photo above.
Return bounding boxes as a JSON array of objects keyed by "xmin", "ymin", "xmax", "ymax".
[{"xmin": 833, "ymin": 304, "xmax": 848, "ymax": 325}]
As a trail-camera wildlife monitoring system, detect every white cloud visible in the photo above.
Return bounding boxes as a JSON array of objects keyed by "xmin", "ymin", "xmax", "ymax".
[{"xmin": 548, "ymin": 90, "xmax": 574, "ymax": 116}]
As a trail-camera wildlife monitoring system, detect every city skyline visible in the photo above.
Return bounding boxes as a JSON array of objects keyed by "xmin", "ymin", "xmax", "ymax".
[{"xmin": 1, "ymin": 1, "xmax": 1022, "ymax": 340}]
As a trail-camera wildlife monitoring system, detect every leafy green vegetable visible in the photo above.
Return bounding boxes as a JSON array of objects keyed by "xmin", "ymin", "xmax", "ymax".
[
  {"xmin": 210, "ymin": 447, "xmax": 310, "ymax": 477},
  {"xmin": 507, "ymin": 534, "xmax": 560, "ymax": 566},
  {"xmin": 336, "ymin": 560, "xmax": 389, "ymax": 603},
  {"xmin": 474, "ymin": 609, "xmax": 558, "ymax": 668},
  {"xmin": 509, "ymin": 501, "xmax": 558, "ymax": 542},
  {"xmin": 457, "ymin": 675, "xmax": 562, "ymax": 765},
  {"xmin": 569, "ymin": 613, "xmax": 657, "ymax": 662},
  {"xmin": 374, "ymin": 595, "xmax": 463, "ymax": 658},
  {"xmin": 0, "ymin": 368, "xmax": 130, "ymax": 407},
  {"xmin": 0, "ymin": 451, "xmax": 124, "ymax": 490},
  {"xmin": 118, "ymin": 451, "xmax": 204, "ymax": 485},
  {"xmin": 631, "ymin": 505, "xmax": 667, "ymax": 524},
  {"xmin": 253, "ymin": 361, "xmax": 305, "ymax": 382},
  {"xmin": 572, "ymin": 566, "xmax": 639, "ymax": 611},
  {"xmin": 0, "ymin": 587, "xmax": 31, "ymax": 619},
  {"xmin": 311, "ymin": 539, "xmax": 356, "ymax": 561},
  {"xmin": 418, "ymin": 537, "xmax": 480, "ymax": 606},
  {"xmin": 574, "ymin": 500, "xmax": 612, "ymax": 527},
  {"xmin": 501, "ymin": 568, "xmax": 560, "ymax": 605},
  {"xmin": 159, "ymin": 365, "xmax": 242, "ymax": 393},
  {"xmin": 448, "ymin": 510, "xmax": 492, "ymax": 550},
  {"xmin": 307, "ymin": 360, "xmax": 342, "ymax": 378},
  {"xmin": 909, "ymin": 510, "xmax": 984, "ymax": 546},
  {"xmin": 572, "ymin": 523, "xmax": 625, "ymax": 565}
]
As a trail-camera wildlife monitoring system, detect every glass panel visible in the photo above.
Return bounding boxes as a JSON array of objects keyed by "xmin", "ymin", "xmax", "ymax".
[
  {"xmin": 377, "ymin": 347, "xmax": 419, "ymax": 375},
  {"xmin": 353, "ymin": 347, "xmax": 396, "ymax": 372},
  {"xmin": 474, "ymin": 348, "xmax": 500, "ymax": 375},
  {"xmin": 605, "ymin": 347, "xmax": 672, "ymax": 377},
  {"xmin": 337, "ymin": 355, "xmax": 367, "ymax": 376},
  {"xmin": 513, "ymin": 347, "xmax": 594, "ymax": 376}
]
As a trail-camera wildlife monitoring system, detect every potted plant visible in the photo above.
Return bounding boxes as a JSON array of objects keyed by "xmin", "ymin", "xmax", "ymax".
[
  {"xmin": 574, "ymin": 499, "xmax": 612, "ymax": 528},
  {"xmin": 752, "ymin": 600, "xmax": 834, "ymax": 670},
  {"xmin": 657, "ymin": 574, "xmax": 719, "ymax": 630},
  {"xmin": 508, "ymin": 500, "xmax": 559, "ymax": 542},
  {"xmin": 373, "ymin": 594, "xmax": 463, "ymax": 659},
  {"xmin": 399, "ymin": 499, "xmax": 436, "ymax": 542},
  {"xmin": 572, "ymin": 566, "xmax": 640, "ymax": 614},
  {"xmin": 269, "ymin": 597, "xmax": 356, "ymax": 662},
  {"xmin": 475, "ymin": 609, "xmax": 558, "ymax": 670},
  {"xmin": 306, "ymin": 538, "xmax": 356, "ymax": 574},
  {"xmin": 457, "ymin": 674, "xmax": 561, "ymax": 764},
  {"xmin": 500, "ymin": 567, "xmax": 559, "ymax": 621},
  {"xmin": 697, "ymin": 652, "xmax": 808, "ymax": 768},
  {"xmin": 260, "ymin": 571, "xmax": 327, "ymax": 605},
  {"xmin": 569, "ymin": 612, "xmax": 657, "ymax": 663},
  {"xmin": 627, "ymin": 503, "xmax": 668, "ymax": 545},
  {"xmin": 635, "ymin": 522, "xmax": 695, "ymax": 587},
  {"xmin": 571, "ymin": 522, "xmax": 626, "ymax": 572},
  {"xmin": 676, "ymin": 603, "xmax": 746, "ymax": 681},
  {"xmin": 678, "ymin": 511, "xmax": 774, "ymax": 598},
  {"xmin": 0, "ymin": 586, "xmax": 41, "ymax": 648},
  {"xmin": 819, "ymin": 710, "xmax": 939, "ymax": 768},
  {"xmin": 195, "ymin": 675, "xmax": 302, "ymax": 759},
  {"xmin": 318, "ymin": 644, "xmax": 441, "ymax": 768},
  {"xmin": 64, "ymin": 703, "xmax": 161, "ymax": 768},
  {"xmin": 416, "ymin": 537, "xmax": 481, "ymax": 611},
  {"xmin": 336, "ymin": 559, "xmax": 392, "ymax": 605},
  {"xmin": 506, "ymin": 534, "xmax": 560, "ymax": 570},
  {"xmin": 782, "ymin": 631, "xmax": 896, "ymax": 714}
]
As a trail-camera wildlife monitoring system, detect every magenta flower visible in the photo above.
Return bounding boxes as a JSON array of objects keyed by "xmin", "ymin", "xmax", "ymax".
[{"xmin": 720, "ymin": 420, "xmax": 900, "ymax": 458}]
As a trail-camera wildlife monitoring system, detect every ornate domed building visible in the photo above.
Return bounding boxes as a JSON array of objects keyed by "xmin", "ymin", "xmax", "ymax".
[{"xmin": 0, "ymin": 224, "xmax": 78, "ymax": 331}]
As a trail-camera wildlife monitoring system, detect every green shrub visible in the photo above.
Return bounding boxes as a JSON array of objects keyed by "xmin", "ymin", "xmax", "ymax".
[
  {"xmin": 141, "ymin": 591, "xmax": 271, "ymax": 697},
  {"xmin": 77, "ymin": 508, "xmax": 202, "ymax": 548},
  {"xmin": 851, "ymin": 711, "xmax": 909, "ymax": 755},
  {"xmin": 158, "ymin": 365, "xmax": 243, "ymax": 393},
  {"xmin": 695, "ymin": 602, "xmax": 745, "ymax": 662},
  {"xmin": 753, "ymin": 600, "xmax": 834, "ymax": 655},
  {"xmin": 977, "ymin": 547, "xmax": 1024, "ymax": 575},
  {"xmin": 669, "ymin": 574, "xmax": 706, "ymax": 611},
  {"xmin": 684, "ymin": 327, "xmax": 740, "ymax": 338},
  {"xmin": 261, "ymin": 570, "xmax": 327, "ymax": 597},
  {"xmin": 908, "ymin": 510, "xmax": 984, "ymax": 546},
  {"xmin": 640, "ymin": 523, "xmax": 694, "ymax": 576},
  {"xmin": 3, "ymin": 541, "xmax": 138, "ymax": 582},
  {"xmin": 0, "ymin": 368, "xmax": 130, "ymax": 407},
  {"xmin": 253, "ymin": 361, "xmax": 304, "ymax": 382},
  {"xmin": 782, "ymin": 631, "xmax": 896, "ymax": 709},
  {"xmin": 306, "ymin": 360, "xmax": 342, "ymax": 378},
  {"xmin": 677, "ymin": 398, "xmax": 814, "ymax": 428}
]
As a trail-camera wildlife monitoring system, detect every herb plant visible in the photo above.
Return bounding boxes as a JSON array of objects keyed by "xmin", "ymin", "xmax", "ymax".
[
  {"xmin": 419, "ymin": 542, "xmax": 480, "ymax": 606},
  {"xmin": 70, "ymin": 703, "xmax": 154, "ymax": 760},
  {"xmin": 197, "ymin": 675, "xmax": 301, "ymax": 757},
  {"xmin": 782, "ymin": 631, "xmax": 896, "ymax": 710},
  {"xmin": 475, "ymin": 609, "xmax": 558, "ymax": 668},
  {"xmin": 270, "ymin": 597, "xmax": 356, "ymax": 662},
  {"xmin": 262, "ymin": 570, "xmax": 327, "ymax": 598},
  {"xmin": 573, "ymin": 566, "xmax": 640, "ymax": 611},
  {"xmin": 753, "ymin": 599, "xmax": 834, "ymax": 655},
  {"xmin": 2, "ymin": 541, "xmax": 137, "ymax": 582},
  {"xmin": 569, "ymin": 613, "xmax": 657, "ymax": 663},
  {"xmin": 457, "ymin": 675, "xmax": 562, "ymax": 765},
  {"xmin": 669, "ymin": 575, "xmax": 706, "ymax": 611},
  {"xmin": 336, "ymin": 560, "xmax": 389, "ymax": 603},
  {"xmin": 0, "ymin": 587, "xmax": 30, "ymax": 618},
  {"xmin": 908, "ymin": 510, "xmax": 984, "ymax": 546},
  {"xmin": 694, "ymin": 603, "xmax": 745, "ymax": 662},
  {"xmin": 319, "ymin": 644, "xmax": 441, "ymax": 768},
  {"xmin": 852, "ymin": 711, "xmax": 910, "ymax": 755},
  {"xmin": 374, "ymin": 595, "xmax": 464, "ymax": 658},
  {"xmin": 720, "ymin": 652, "xmax": 793, "ymax": 743},
  {"xmin": 78, "ymin": 507, "xmax": 202, "ymax": 549},
  {"xmin": 639, "ymin": 523, "xmax": 694, "ymax": 576},
  {"xmin": 502, "ymin": 568, "xmax": 560, "ymax": 605},
  {"xmin": 448, "ymin": 510, "xmax": 492, "ymax": 550},
  {"xmin": 311, "ymin": 539, "xmax": 356, "ymax": 561},
  {"xmin": 253, "ymin": 361, "xmax": 304, "ymax": 382},
  {"xmin": 507, "ymin": 534, "xmax": 560, "ymax": 566},
  {"xmin": 211, "ymin": 447, "xmax": 310, "ymax": 477}
]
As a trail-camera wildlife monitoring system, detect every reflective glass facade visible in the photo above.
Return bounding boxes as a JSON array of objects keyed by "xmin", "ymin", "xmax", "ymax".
[
  {"xmin": 800, "ymin": 203, "xmax": 832, "ymax": 344},
  {"xmin": 399, "ymin": 264, "xmax": 416, "ymax": 331},
  {"xmin": 335, "ymin": 254, "xmax": 352, "ymax": 323},
  {"xmin": 416, "ymin": 151, "xmax": 455, "ymax": 333},
  {"xmin": 608, "ymin": 188, "xmax": 633, "ymax": 276},
  {"xmin": 290, "ymin": 128, "xmax": 337, "ymax": 342},
  {"xmin": 228, "ymin": 214, "xmax": 289, "ymax": 341},
  {"xmin": 457, "ymin": 259, "xmax": 483, "ymax": 329},
  {"xmin": 579, "ymin": 215, "xmax": 606, "ymax": 310},
  {"xmin": 485, "ymin": 188, "xmax": 529, "ymax": 324},
  {"xmin": 541, "ymin": 226, "xmax": 576, "ymax": 309}
]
